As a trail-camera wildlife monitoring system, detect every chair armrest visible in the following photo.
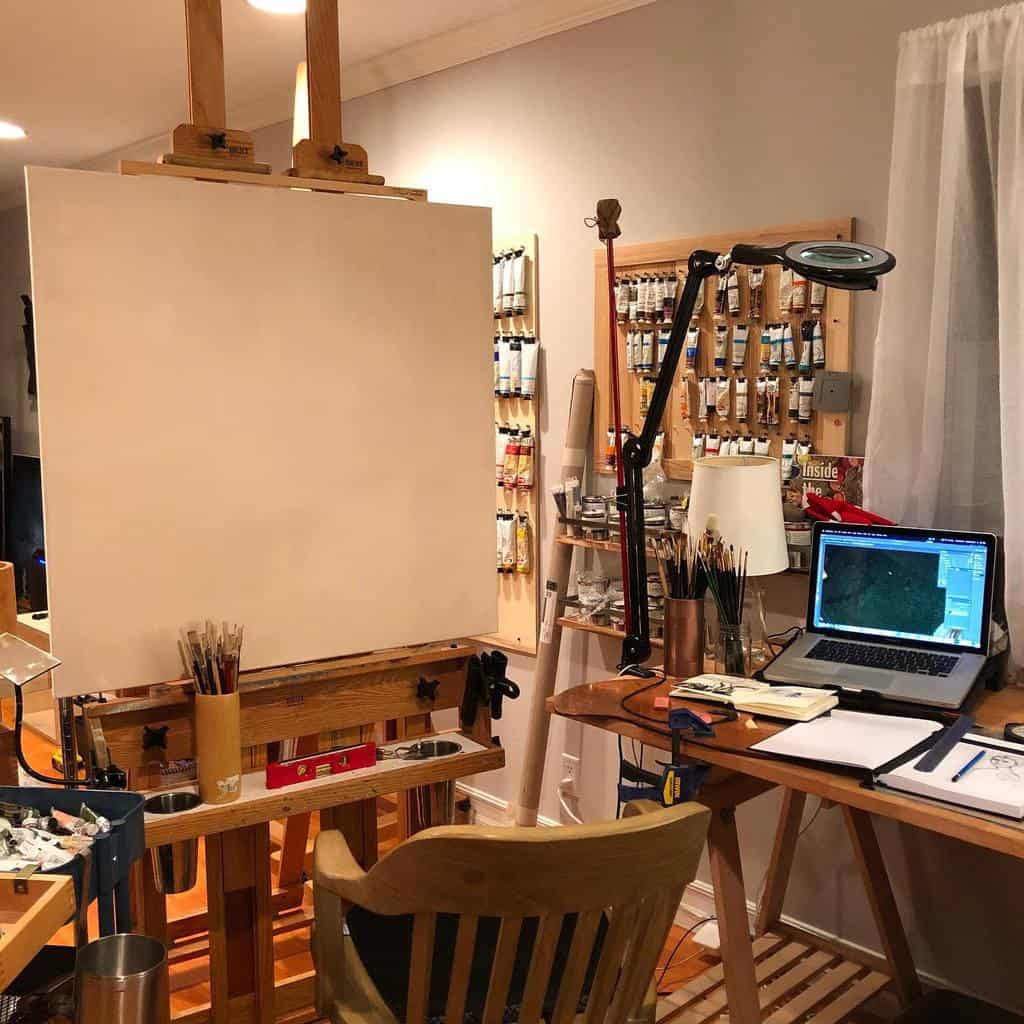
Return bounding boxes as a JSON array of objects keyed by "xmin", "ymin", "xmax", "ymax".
[{"xmin": 314, "ymin": 828, "xmax": 370, "ymax": 904}]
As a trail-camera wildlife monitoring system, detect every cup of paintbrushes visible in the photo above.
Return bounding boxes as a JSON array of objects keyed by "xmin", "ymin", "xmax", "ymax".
[
  {"xmin": 664, "ymin": 597, "xmax": 705, "ymax": 679},
  {"xmin": 194, "ymin": 691, "xmax": 241, "ymax": 804}
]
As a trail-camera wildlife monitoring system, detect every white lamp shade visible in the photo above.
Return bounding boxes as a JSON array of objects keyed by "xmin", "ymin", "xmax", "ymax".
[{"xmin": 688, "ymin": 456, "xmax": 788, "ymax": 576}]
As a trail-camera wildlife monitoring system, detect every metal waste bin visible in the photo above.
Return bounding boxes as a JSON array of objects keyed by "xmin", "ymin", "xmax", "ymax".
[
  {"xmin": 75, "ymin": 934, "xmax": 168, "ymax": 1024},
  {"xmin": 144, "ymin": 791, "xmax": 201, "ymax": 894}
]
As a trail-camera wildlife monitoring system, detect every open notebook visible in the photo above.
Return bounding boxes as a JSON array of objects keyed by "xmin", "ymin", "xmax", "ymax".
[
  {"xmin": 876, "ymin": 734, "xmax": 1024, "ymax": 820},
  {"xmin": 669, "ymin": 675, "xmax": 838, "ymax": 722}
]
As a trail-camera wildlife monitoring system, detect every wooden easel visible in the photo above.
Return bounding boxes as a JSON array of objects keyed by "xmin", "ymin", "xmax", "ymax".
[
  {"xmin": 123, "ymin": 0, "xmax": 427, "ymax": 201},
  {"xmin": 81, "ymin": 644, "xmax": 504, "ymax": 1023}
]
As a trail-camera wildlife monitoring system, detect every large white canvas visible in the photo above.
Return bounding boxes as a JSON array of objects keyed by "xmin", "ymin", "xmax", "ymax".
[{"xmin": 26, "ymin": 167, "xmax": 496, "ymax": 696}]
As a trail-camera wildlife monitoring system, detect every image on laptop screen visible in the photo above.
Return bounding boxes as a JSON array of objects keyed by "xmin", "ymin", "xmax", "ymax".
[{"xmin": 811, "ymin": 529, "xmax": 990, "ymax": 651}]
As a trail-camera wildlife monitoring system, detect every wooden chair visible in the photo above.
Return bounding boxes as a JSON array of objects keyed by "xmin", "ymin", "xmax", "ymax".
[{"xmin": 312, "ymin": 800, "xmax": 711, "ymax": 1024}]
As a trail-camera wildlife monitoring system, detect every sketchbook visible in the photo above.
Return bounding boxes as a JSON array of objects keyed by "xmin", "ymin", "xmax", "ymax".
[
  {"xmin": 876, "ymin": 734, "xmax": 1024, "ymax": 820},
  {"xmin": 750, "ymin": 709, "xmax": 943, "ymax": 771},
  {"xmin": 669, "ymin": 674, "xmax": 838, "ymax": 722}
]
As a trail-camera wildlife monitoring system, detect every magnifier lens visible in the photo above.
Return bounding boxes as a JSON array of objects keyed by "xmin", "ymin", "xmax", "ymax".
[{"xmin": 784, "ymin": 241, "xmax": 893, "ymax": 275}]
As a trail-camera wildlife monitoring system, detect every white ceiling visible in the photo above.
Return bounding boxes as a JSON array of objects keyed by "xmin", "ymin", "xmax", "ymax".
[{"xmin": 0, "ymin": 0, "xmax": 647, "ymax": 197}]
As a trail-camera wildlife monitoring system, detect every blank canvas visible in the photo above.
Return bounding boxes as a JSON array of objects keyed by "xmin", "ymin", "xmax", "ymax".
[{"xmin": 26, "ymin": 167, "xmax": 495, "ymax": 697}]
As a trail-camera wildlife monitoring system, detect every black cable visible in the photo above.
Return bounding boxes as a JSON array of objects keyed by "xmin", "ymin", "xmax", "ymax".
[
  {"xmin": 655, "ymin": 915, "xmax": 715, "ymax": 993},
  {"xmin": 13, "ymin": 684, "xmax": 85, "ymax": 786}
]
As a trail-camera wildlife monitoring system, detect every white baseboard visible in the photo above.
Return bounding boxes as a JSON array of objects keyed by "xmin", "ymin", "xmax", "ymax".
[{"xmin": 455, "ymin": 781, "xmax": 560, "ymax": 828}]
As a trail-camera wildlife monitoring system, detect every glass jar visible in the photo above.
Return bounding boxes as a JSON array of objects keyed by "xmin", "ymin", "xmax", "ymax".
[
  {"xmin": 609, "ymin": 600, "xmax": 627, "ymax": 632},
  {"xmin": 650, "ymin": 607, "xmax": 666, "ymax": 639},
  {"xmin": 715, "ymin": 622, "xmax": 752, "ymax": 677},
  {"xmin": 577, "ymin": 572, "xmax": 609, "ymax": 608},
  {"xmin": 643, "ymin": 501, "xmax": 667, "ymax": 529},
  {"xmin": 581, "ymin": 495, "xmax": 609, "ymax": 539},
  {"xmin": 646, "ymin": 573, "xmax": 664, "ymax": 600},
  {"xmin": 668, "ymin": 501, "xmax": 687, "ymax": 533}
]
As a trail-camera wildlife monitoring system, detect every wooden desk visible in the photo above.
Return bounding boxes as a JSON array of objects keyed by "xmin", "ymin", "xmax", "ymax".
[{"xmin": 551, "ymin": 678, "xmax": 1024, "ymax": 1024}]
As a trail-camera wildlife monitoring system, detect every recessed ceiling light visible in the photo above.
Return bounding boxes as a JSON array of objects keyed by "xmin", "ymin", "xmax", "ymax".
[
  {"xmin": 0, "ymin": 121, "xmax": 27, "ymax": 140},
  {"xmin": 246, "ymin": 0, "xmax": 306, "ymax": 13}
]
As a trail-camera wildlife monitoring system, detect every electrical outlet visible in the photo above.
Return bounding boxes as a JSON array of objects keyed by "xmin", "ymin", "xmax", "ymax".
[{"xmin": 561, "ymin": 753, "xmax": 580, "ymax": 787}]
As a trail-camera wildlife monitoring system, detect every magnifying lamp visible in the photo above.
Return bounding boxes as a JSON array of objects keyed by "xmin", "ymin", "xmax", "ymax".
[{"xmin": 596, "ymin": 218, "xmax": 896, "ymax": 671}]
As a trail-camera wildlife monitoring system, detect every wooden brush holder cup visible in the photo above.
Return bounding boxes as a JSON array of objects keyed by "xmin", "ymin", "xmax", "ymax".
[
  {"xmin": 194, "ymin": 692, "xmax": 242, "ymax": 805},
  {"xmin": 664, "ymin": 598, "xmax": 705, "ymax": 680}
]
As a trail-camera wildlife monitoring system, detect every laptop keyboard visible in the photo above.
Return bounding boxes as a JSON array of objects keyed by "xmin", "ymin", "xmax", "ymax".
[{"xmin": 806, "ymin": 639, "xmax": 959, "ymax": 677}]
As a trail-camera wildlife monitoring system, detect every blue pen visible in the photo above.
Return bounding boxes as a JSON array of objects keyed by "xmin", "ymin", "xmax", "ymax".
[{"xmin": 951, "ymin": 750, "xmax": 986, "ymax": 783}]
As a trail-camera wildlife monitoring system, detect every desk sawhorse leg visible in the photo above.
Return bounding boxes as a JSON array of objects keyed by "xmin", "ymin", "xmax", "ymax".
[{"xmin": 753, "ymin": 789, "xmax": 923, "ymax": 1010}]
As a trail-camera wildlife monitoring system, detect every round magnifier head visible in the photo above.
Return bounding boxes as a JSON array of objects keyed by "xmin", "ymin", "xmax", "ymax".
[{"xmin": 783, "ymin": 240, "xmax": 895, "ymax": 277}]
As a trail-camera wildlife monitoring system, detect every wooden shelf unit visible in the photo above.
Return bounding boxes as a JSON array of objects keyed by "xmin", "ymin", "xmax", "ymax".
[
  {"xmin": 557, "ymin": 615, "xmax": 665, "ymax": 649},
  {"xmin": 594, "ymin": 219, "xmax": 855, "ymax": 481}
]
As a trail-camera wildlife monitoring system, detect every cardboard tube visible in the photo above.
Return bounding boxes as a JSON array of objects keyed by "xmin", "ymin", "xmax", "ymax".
[
  {"xmin": 195, "ymin": 692, "xmax": 242, "ymax": 804},
  {"xmin": 514, "ymin": 369, "xmax": 595, "ymax": 826}
]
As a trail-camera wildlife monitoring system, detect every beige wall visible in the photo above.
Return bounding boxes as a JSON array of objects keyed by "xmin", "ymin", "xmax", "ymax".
[{"xmin": 1, "ymin": 0, "xmax": 1021, "ymax": 1008}]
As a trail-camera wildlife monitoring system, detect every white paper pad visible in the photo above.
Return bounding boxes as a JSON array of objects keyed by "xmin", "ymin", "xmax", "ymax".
[
  {"xmin": 751, "ymin": 709, "xmax": 942, "ymax": 770},
  {"xmin": 878, "ymin": 738, "xmax": 1024, "ymax": 819}
]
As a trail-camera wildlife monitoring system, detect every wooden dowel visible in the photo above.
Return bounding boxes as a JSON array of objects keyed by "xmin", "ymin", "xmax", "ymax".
[
  {"xmin": 305, "ymin": 0, "xmax": 342, "ymax": 144},
  {"xmin": 184, "ymin": 0, "xmax": 227, "ymax": 128}
]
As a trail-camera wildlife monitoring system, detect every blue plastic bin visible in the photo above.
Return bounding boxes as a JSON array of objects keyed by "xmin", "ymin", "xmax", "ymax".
[{"xmin": 0, "ymin": 786, "xmax": 145, "ymax": 935}]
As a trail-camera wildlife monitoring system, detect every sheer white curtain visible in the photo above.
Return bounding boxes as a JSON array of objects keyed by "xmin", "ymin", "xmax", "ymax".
[{"xmin": 865, "ymin": 4, "xmax": 1024, "ymax": 652}]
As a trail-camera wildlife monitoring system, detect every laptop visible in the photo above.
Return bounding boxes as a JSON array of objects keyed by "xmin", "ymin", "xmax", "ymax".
[{"xmin": 764, "ymin": 523, "xmax": 996, "ymax": 709}]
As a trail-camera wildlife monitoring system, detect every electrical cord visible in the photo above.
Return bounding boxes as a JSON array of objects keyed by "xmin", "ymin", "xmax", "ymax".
[
  {"xmin": 13, "ymin": 684, "xmax": 89, "ymax": 786},
  {"xmin": 655, "ymin": 915, "xmax": 716, "ymax": 993}
]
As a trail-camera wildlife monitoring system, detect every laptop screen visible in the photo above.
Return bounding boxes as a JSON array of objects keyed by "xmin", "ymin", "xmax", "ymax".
[{"xmin": 809, "ymin": 525, "xmax": 993, "ymax": 654}]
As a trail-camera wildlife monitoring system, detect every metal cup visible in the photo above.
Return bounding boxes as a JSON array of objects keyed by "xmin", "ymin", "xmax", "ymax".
[
  {"xmin": 75, "ymin": 933, "xmax": 169, "ymax": 1024},
  {"xmin": 144, "ymin": 791, "xmax": 201, "ymax": 895},
  {"xmin": 664, "ymin": 597, "xmax": 706, "ymax": 679}
]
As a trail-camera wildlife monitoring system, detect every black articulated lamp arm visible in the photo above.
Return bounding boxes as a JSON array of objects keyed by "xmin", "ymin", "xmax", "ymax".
[{"xmin": 618, "ymin": 249, "xmax": 722, "ymax": 670}]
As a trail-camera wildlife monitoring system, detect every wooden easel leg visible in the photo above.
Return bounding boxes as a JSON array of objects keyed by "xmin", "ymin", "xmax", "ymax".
[
  {"xmin": 305, "ymin": 0, "xmax": 342, "ymax": 143},
  {"xmin": 753, "ymin": 789, "xmax": 807, "ymax": 936},
  {"xmin": 276, "ymin": 735, "xmax": 320, "ymax": 898},
  {"xmin": 184, "ymin": 0, "xmax": 226, "ymax": 128},
  {"xmin": 321, "ymin": 799, "xmax": 379, "ymax": 869},
  {"xmin": 842, "ymin": 807, "xmax": 922, "ymax": 1008},
  {"xmin": 206, "ymin": 825, "xmax": 275, "ymax": 1024},
  {"xmin": 708, "ymin": 807, "xmax": 762, "ymax": 1024}
]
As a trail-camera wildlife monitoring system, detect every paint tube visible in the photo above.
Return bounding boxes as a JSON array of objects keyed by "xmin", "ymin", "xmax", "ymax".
[
  {"xmin": 706, "ymin": 433, "xmax": 721, "ymax": 457},
  {"xmin": 499, "ymin": 512, "xmax": 516, "ymax": 573},
  {"xmin": 496, "ymin": 424, "xmax": 509, "ymax": 485},
  {"xmin": 715, "ymin": 376, "xmax": 731, "ymax": 419},
  {"xmin": 502, "ymin": 253, "xmax": 516, "ymax": 316},
  {"xmin": 653, "ymin": 277, "xmax": 666, "ymax": 323},
  {"xmin": 739, "ymin": 434, "xmax": 755, "ymax": 455},
  {"xmin": 605, "ymin": 427, "xmax": 617, "ymax": 472},
  {"xmin": 778, "ymin": 268, "xmax": 793, "ymax": 315},
  {"xmin": 496, "ymin": 514, "xmax": 504, "ymax": 572},
  {"xmin": 692, "ymin": 433, "xmax": 706, "ymax": 460},
  {"xmin": 640, "ymin": 277, "xmax": 652, "ymax": 321},
  {"xmin": 812, "ymin": 320, "xmax": 826, "ymax": 367},
  {"xmin": 640, "ymin": 330, "xmax": 655, "ymax": 372},
  {"xmin": 692, "ymin": 274, "xmax": 705, "ymax": 317},
  {"xmin": 756, "ymin": 378, "xmax": 768, "ymax": 424},
  {"xmin": 516, "ymin": 428, "xmax": 534, "ymax": 489},
  {"xmin": 783, "ymin": 323, "xmax": 796, "ymax": 368},
  {"xmin": 493, "ymin": 335, "xmax": 500, "ymax": 394},
  {"xmin": 767, "ymin": 377, "xmax": 780, "ymax": 425},
  {"xmin": 639, "ymin": 376, "xmax": 656, "ymax": 415},
  {"xmin": 754, "ymin": 434, "xmax": 771, "ymax": 456},
  {"xmin": 770, "ymin": 325, "xmax": 783, "ymax": 369},
  {"xmin": 663, "ymin": 275, "xmax": 677, "ymax": 323},
  {"xmin": 516, "ymin": 514, "xmax": 532, "ymax": 574},
  {"xmin": 685, "ymin": 326, "xmax": 700, "ymax": 372},
  {"xmin": 729, "ymin": 435, "xmax": 742, "ymax": 456},
  {"xmin": 781, "ymin": 437, "xmax": 798, "ymax": 481},
  {"xmin": 616, "ymin": 277, "xmax": 629, "ymax": 323},
  {"xmin": 732, "ymin": 324, "xmax": 749, "ymax": 369},
  {"xmin": 713, "ymin": 275, "xmax": 728, "ymax": 317},
  {"xmin": 798, "ymin": 438, "xmax": 813, "ymax": 461},
  {"xmin": 513, "ymin": 250, "xmax": 527, "ymax": 315},
  {"xmin": 760, "ymin": 326, "xmax": 772, "ymax": 371},
  {"xmin": 657, "ymin": 327, "xmax": 671, "ymax": 370},
  {"xmin": 748, "ymin": 268, "xmax": 765, "ymax": 321},
  {"xmin": 552, "ymin": 483, "xmax": 568, "ymax": 529},
  {"xmin": 509, "ymin": 336, "xmax": 522, "ymax": 396},
  {"xmin": 498, "ymin": 334, "xmax": 512, "ymax": 396},
  {"xmin": 810, "ymin": 281, "xmax": 826, "ymax": 315},
  {"xmin": 520, "ymin": 336, "xmax": 538, "ymax": 399},
  {"xmin": 565, "ymin": 476, "xmax": 581, "ymax": 524},
  {"xmin": 632, "ymin": 330, "xmax": 643, "ymax": 373},
  {"xmin": 679, "ymin": 373, "xmax": 691, "ymax": 419},
  {"xmin": 727, "ymin": 268, "xmax": 741, "ymax": 316},
  {"xmin": 628, "ymin": 278, "xmax": 639, "ymax": 322},
  {"xmin": 714, "ymin": 325, "xmax": 729, "ymax": 370},
  {"xmin": 735, "ymin": 377, "xmax": 748, "ymax": 420},
  {"xmin": 624, "ymin": 329, "xmax": 635, "ymax": 373},
  {"xmin": 791, "ymin": 273, "xmax": 807, "ymax": 314},
  {"xmin": 799, "ymin": 377, "xmax": 814, "ymax": 424},
  {"xmin": 788, "ymin": 379, "xmax": 800, "ymax": 421},
  {"xmin": 799, "ymin": 320, "xmax": 814, "ymax": 372},
  {"xmin": 493, "ymin": 256, "xmax": 503, "ymax": 319},
  {"xmin": 503, "ymin": 427, "xmax": 521, "ymax": 489}
]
